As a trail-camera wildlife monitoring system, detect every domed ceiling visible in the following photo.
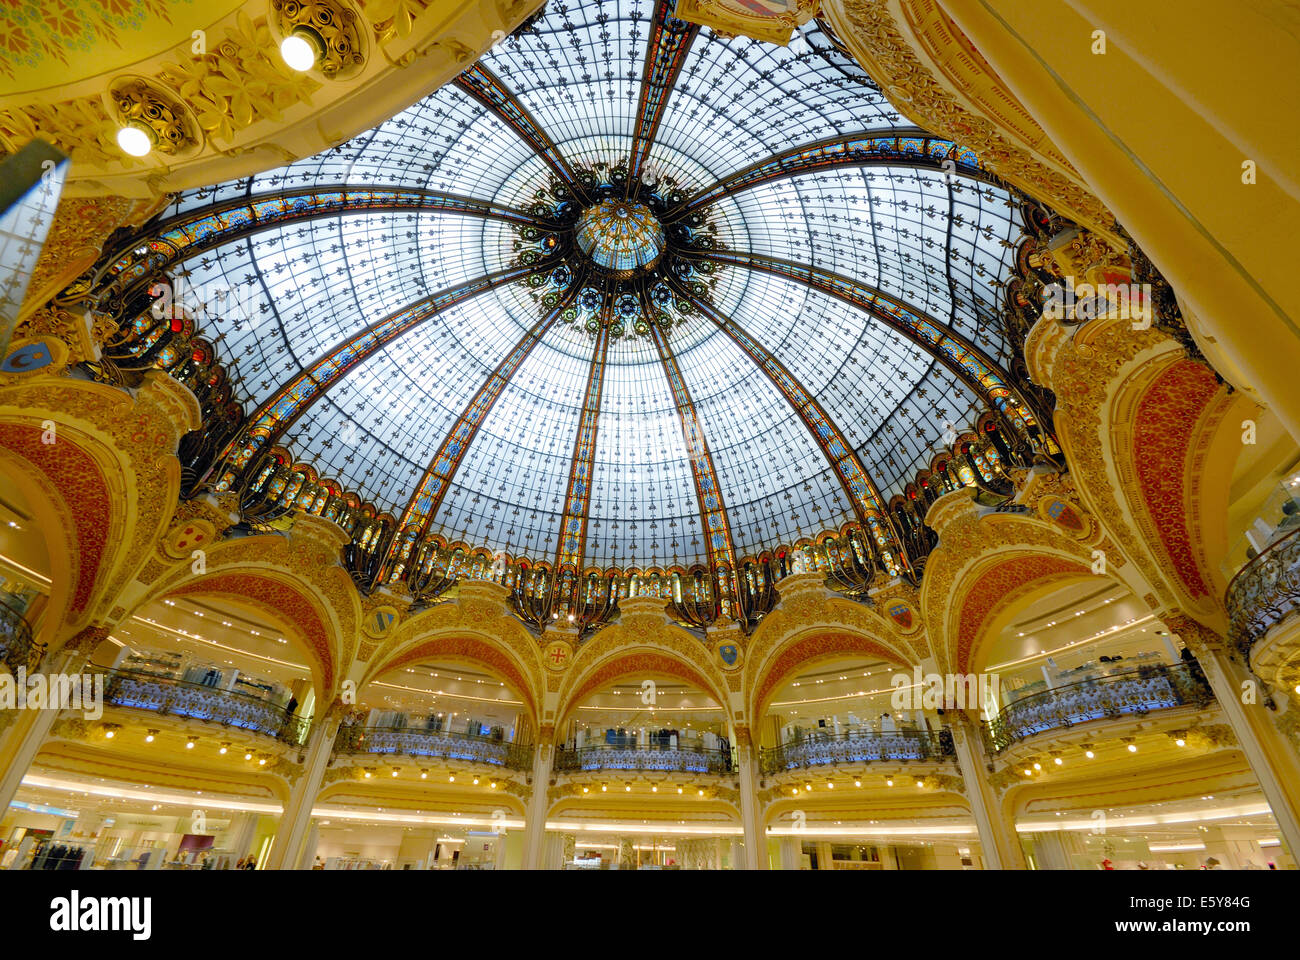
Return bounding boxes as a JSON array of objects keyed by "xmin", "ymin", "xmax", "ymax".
[{"xmin": 143, "ymin": 0, "xmax": 1030, "ymax": 577}]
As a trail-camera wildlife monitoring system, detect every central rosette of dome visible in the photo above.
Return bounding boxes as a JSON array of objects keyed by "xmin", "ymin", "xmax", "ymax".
[{"xmin": 574, "ymin": 199, "xmax": 667, "ymax": 276}]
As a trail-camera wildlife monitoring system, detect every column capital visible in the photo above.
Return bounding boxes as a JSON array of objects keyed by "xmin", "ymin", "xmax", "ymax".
[
  {"xmin": 1162, "ymin": 610, "xmax": 1230, "ymax": 658},
  {"xmin": 59, "ymin": 623, "xmax": 111, "ymax": 656}
]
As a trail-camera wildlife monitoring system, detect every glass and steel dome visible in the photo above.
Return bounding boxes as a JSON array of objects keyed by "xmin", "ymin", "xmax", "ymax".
[{"xmin": 142, "ymin": 0, "xmax": 1033, "ymax": 575}]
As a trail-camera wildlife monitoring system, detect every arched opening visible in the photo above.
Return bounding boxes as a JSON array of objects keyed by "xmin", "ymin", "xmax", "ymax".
[
  {"xmin": 755, "ymin": 655, "xmax": 973, "ymax": 870},
  {"xmin": 546, "ymin": 658, "xmax": 740, "ymax": 869}
]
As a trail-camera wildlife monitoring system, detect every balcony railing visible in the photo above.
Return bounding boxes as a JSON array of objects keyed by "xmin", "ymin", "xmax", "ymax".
[
  {"xmin": 1226, "ymin": 526, "xmax": 1300, "ymax": 655},
  {"xmin": 759, "ymin": 729, "xmax": 954, "ymax": 775},
  {"xmin": 334, "ymin": 723, "xmax": 533, "ymax": 771},
  {"xmin": 95, "ymin": 668, "xmax": 310, "ymax": 745},
  {"xmin": 0, "ymin": 597, "xmax": 41, "ymax": 673},
  {"xmin": 553, "ymin": 743, "xmax": 734, "ymax": 775},
  {"xmin": 985, "ymin": 662, "xmax": 1214, "ymax": 753}
]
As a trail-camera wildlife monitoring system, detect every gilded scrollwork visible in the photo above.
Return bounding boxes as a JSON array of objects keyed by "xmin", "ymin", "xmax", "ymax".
[{"xmin": 826, "ymin": 0, "xmax": 1118, "ymax": 240}]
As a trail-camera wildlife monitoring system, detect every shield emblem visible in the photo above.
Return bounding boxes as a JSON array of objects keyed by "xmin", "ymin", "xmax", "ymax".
[
  {"xmin": 889, "ymin": 603, "xmax": 913, "ymax": 629},
  {"xmin": 718, "ymin": 644, "xmax": 739, "ymax": 666},
  {"xmin": 1046, "ymin": 498, "xmax": 1085, "ymax": 533}
]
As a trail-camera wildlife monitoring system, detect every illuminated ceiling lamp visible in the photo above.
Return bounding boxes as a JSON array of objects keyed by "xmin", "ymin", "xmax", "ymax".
[
  {"xmin": 116, "ymin": 124, "xmax": 154, "ymax": 157},
  {"xmin": 280, "ymin": 25, "xmax": 325, "ymax": 72}
]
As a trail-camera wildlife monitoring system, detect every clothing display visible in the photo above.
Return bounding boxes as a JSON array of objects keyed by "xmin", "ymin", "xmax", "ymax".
[{"xmin": 30, "ymin": 842, "xmax": 90, "ymax": 870}]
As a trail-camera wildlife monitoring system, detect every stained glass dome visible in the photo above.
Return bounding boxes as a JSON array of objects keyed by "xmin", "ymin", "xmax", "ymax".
[
  {"xmin": 575, "ymin": 200, "xmax": 667, "ymax": 275},
  {"xmin": 142, "ymin": 0, "xmax": 1036, "ymax": 577}
]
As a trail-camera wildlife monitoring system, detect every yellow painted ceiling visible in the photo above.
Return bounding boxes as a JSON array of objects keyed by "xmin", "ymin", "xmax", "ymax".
[{"xmin": 0, "ymin": 0, "xmax": 245, "ymax": 96}]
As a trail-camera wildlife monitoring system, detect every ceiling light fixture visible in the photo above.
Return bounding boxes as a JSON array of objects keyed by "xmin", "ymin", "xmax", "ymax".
[
  {"xmin": 280, "ymin": 26, "xmax": 324, "ymax": 72},
  {"xmin": 116, "ymin": 124, "xmax": 154, "ymax": 157}
]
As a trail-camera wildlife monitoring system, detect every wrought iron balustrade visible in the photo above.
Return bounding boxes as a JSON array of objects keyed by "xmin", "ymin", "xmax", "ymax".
[
  {"xmin": 553, "ymin": 742, "xmax": 733, "ymax": 775},
  {"xmin": 758, "ymin": 729, "xmax": 954, "ymax": 775},
  {"xmin": 334, "ymin": 723, "xmax": 533, "ymax": 770},
  {"xmin": 94, "ymin": 668, "xmax": 310, "ymax": 745},
  {"xmin": 984, "ymin": 662, "xmax": 1214, "ymax": 753},
  {"xmin": 0, "ymin": 597, "xmax": 42, "ymax": 673},
  {"xmin": 1226, "ymin": 526, "xmax": 1300, "ymax": 657}
]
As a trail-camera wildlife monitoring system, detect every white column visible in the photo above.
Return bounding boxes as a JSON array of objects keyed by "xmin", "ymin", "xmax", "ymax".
[
  {"xmin": 1173, "ymin": 619, "xmax": 1300, "ymax": 861},
  {"xmin": 736, "ymin": 734, "xmax": 765, "ymax": 869},
  {"xmin": 949, "ymin": 712, "xmax": 1026, "ymax": 869},
  {"xmin": 521, "ymin": 739, "xmax": 554, "ymax": 869},
  {"xmin": 296, "ymin": 820, "xmax": 320, "ymax": 869},
  {"xmin": 779, "ymin": 836, "xmax": 801, "ymax": 870},
  {"xmin": 265, "ymin": 710, "xmax": 339, "ymax": 869},
  {"xmin": 0, "ymin": 642, "xmax": 95, "ymax": 815},
  {"xmin": 226, "ymin": 812, "xmax": 258, "ymax": 863}
]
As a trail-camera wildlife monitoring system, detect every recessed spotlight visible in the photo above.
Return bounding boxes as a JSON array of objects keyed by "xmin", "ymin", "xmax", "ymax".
[
  {"xmin": 116, "ymin": 124, "xmax": 153, "ymax": 157},
  {"xmin": 279, "ymin": 27, "xmax": 323, "ymax": 72}
]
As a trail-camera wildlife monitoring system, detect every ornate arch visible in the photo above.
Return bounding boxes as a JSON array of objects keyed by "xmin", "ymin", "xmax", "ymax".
[
  {"xmin": 0, "ymin": 372, "xmax": 197, "ymax": 646},
  {"xmin": 1026, "ymin": 311, "xmax": 1240, "ymax": 630},
  {"xmin": 126, "ymin": 518, "xmax": 360, "ymax": 700},
  {"xmin": 361, "ymin": 583, "xmax": 545, "ymax": 729},
  {"xmin": 948, "ymin": 553, "xmax": 1095, "ymax": 675},
  {"xmin": 749, "ymin": 629, "xmax": 917, "ymax": 725},
  {"xmin": 556, "ymin": 636, "xmax": 732, "ymax": 733},
  {"xmin": 365, "ymin": 633, "xmax": 541, "ymax": 730},
  {"xmin": 1108, "ymin": 353, "xmax": 1243, "ymax": 622},
  {"xmin": 920, "ymin": 487, "xmax": 1119, "ymax": 673}
]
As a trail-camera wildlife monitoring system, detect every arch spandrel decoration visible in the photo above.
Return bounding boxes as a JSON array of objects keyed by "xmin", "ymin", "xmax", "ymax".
[
  {"xmin": 0, "ymin": 372, "xmax": 198, "ymax": 645},
  {"xmin": 1026, "ymin": 310, "xmax": 1239, "ymax": 623},
  {"xmin": 1110, "ymin": 353, "xmax": 1243, "ymax": 620},
  {"xmin": 126, "ymin": 522, "xmax": 361, "ymax": 699},
  {"xmin": 919, "ymin": 486, "xmax": 1122, "ymax": 674}
]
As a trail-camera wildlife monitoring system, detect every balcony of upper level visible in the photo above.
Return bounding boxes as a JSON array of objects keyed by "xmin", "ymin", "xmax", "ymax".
[
  {"xmin": 759, "ymin": 728, "xmax": 954, "ymax": 775},
  {"xmin": 554, "ymin": 741, "xmax": 733, "ymax": 775},
  {"xmin": 333, "ymin": 720, "xmax": 533, "ymax": 771},
  {"xmin": 0, "ymin": 593, "xmax": 39, "ymax": 675},
  {"xmin": 91, "ymin": 665, "xmax": 311, "ymax": 747},
  {"xmin": 984, "ymin": 661, "xmax": 1214, "ymax": 753}
]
